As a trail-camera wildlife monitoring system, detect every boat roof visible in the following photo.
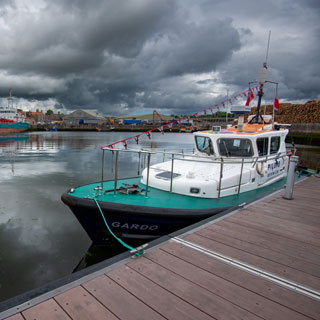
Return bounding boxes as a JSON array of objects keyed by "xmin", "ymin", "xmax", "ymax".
[{"xmin": 197, "ymin": 123, "xmax": 288, "ymax": 137}]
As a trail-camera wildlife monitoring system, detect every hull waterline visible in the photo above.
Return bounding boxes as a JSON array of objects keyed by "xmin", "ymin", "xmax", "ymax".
[{"xmin": 61, "ymin": 191, "xmax": 229, "ymax": 244}]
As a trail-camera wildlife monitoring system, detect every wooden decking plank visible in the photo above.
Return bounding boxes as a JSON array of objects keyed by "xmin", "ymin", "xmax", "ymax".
[
  {"xmin": 260, "ymin": 199, "xmax": 320, "ymax": 215},
  {"xmin": 295, "ymin": 177, "xmax": 319, "ymax": 187},
  {"xmin": 227, "ymin": 213, "xmax": 320, "ymax": 247},
  {"xmin": 145, "ymin": 248, "xmax": 311, "ymax": 320},
  {"xmin": 259, "ymin": 198, "xmax": 320, "ymax": 215},
  {"xmin": 22, "ymin": 299, "xmax": 71, "ymax": 320},
  {"xmin": 4, "ymin": 314, "xmax": 24, "ymax": 320},
  {"xmin": 107, "ymin": 265, "xmax": 213, "ymax": 320},
  {"xmin": 185, "ymin": 233, "xmax": 320, "ymax": 290},
  {"xmin": 54, "ymin": 286, "xmax": 118, "ymax": 320},
  {"xmin": 127, "ymin": 256, "xmax": 261, "ymax": 320},
  {"xmin": 207, "ymin": 220, "xmax": 320, "ymax": 265},
  {"xmin": 290, "ymin": 186, "xmax": 320, "ymax": 196},
  {"xmin": 161, "ymin": 242, "xmax": 320, "ymax": 320},
  {"xmin": 238, "ymin": 209, "xmax": 320, "ymax": 236},
  {"xmin": 247, "ymin": 205, "xmax": 320, "ymax": 227},
  {"xmin": 197, "ymin": 227, "xmax": 320, "ymax": 277},
  {"xmin": 83, "ymin": 274, "xmax": 166, "ymax": 320}
]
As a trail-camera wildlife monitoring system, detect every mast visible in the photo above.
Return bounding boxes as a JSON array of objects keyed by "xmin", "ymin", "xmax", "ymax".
[
  {"xmin": 254, "ymin": 31, "xmax": 271, "ymax": 124},
  {"xmin": 254, "ymin": 63, "xmax": 267, "ymax": 123},
  {"xmin": 8, "ymin": 88, "xmax": 13, "ymax": 109}
]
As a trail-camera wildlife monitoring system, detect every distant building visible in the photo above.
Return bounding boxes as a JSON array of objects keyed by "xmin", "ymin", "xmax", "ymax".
[
  {"xmin": 116, "ymin": 113, "xmax": 173, "ymax": 124},
  {"xmin": 26, "ymin": 110, "xmax": 45, "ymax": 125},
  {"xmin": 63, "ymin": 109, "xmax": 106, "ymax": 126}
]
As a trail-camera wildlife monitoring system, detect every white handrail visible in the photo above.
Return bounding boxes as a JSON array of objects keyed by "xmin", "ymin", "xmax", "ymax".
[{"xmin": 101, "ymin": 146, "xmax": 288, "ymax": 197}]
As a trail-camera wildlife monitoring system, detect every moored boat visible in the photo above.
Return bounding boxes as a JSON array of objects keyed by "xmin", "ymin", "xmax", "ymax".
[
  {"xmin": 62, "ymin": 62, "xmax": 291, "ymax": 244},
  {"xmin": 0, "ymin": 90, "xmax": 29, "ymax": 134}
]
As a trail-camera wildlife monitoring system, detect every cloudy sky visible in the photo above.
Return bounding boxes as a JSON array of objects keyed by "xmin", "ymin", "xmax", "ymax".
[{"xmin": 0, "ymin": 0, "xmax": 319, "ymax": 116}]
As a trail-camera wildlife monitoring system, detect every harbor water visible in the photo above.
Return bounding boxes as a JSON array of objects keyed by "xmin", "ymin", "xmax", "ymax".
[{"xmin": 0, "ymin": 131, "xmax": 319, "ymax": 302}]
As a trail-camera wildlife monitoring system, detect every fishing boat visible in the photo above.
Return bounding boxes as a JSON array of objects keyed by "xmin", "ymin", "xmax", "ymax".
[
  {"xmin": 62, "ymin": 63, "xmax": 291, "ymax": 244},
  {"xmin": 0, "ymin": 90, "xmax": 29, "ymax": 134}
]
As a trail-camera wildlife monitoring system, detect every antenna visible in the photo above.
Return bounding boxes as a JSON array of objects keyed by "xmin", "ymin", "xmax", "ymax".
[
  {"xmin": 265, "ymin": 30, "xmax": 271, "ymax": 66},
  {"xmin": 254, "ymin": 31, "xmax": 271, "ymax": 123}
]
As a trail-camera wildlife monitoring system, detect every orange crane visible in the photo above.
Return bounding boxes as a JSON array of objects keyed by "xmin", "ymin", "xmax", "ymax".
[{"xmin": 153, "ymin": 110, "xmax": 169, "ymax": 124}]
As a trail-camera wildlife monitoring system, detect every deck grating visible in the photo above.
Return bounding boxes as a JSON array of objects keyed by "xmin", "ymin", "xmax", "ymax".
[{"xmin": 2, "ymin": 176, "xmax": 320, "ymax": 320}]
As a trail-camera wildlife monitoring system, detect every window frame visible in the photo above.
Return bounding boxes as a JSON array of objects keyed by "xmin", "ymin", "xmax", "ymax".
[
  {"xmin": 270, "ymin": 136, "xmax": 281, "ymax": 155},
  {"xmin": 256, "ymin": 137, "xmax": 269, "ymax": 156},
  {"xmin": 194, "ymin": 136, "xmax": 214, "ymax": 155},
  {"xmin": 217, "ymin": 138, "xmax": 254, "ymax": 157}
]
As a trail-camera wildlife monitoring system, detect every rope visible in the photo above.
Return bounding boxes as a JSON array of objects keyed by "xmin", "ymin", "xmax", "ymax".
[{"xmin": 92, "ymin": 197, "xmax": 145, "ymax": 256}]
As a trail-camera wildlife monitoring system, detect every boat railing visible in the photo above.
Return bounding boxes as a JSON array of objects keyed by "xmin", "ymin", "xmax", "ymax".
[{"xmin": 101, "ymin": 146, "xmax": 288, "ymax": 198}]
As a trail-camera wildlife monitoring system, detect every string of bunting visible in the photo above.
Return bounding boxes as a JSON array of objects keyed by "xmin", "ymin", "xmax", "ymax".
[{"xmin": 101, "ymin": 86, "xmax": 259, "ymax": 150}]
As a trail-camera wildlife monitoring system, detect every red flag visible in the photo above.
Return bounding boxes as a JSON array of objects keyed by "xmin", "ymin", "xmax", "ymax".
[
  {"xmin": 274, "ymin": 98, "xmax": 279, "ymax": 110},
  {"xmin": 245, "ymin": 90, "xmax": 254, "ymax": 106}
]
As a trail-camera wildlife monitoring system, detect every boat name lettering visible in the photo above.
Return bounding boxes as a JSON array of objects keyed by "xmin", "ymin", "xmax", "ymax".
[
  {"xmin": 267, "ymin": 161, "xmax": 281, "ymax": 171},
  {"xmin": 111, "ymin": 222, "xmax": 159, "ymax": 230}
]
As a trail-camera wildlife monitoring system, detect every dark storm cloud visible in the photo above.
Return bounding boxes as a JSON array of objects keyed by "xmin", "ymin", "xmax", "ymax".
[{"xmin": 0, "ymin": 0, "xmax": 319, "ymax": 114}]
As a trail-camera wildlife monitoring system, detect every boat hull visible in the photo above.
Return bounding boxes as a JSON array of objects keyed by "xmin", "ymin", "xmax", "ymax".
[
  {"xmin": 0, "ymin": 121, "xmax": 29, "ymax": 133},
  {"xmin": 61, "ymin": 192, "xmax": 229, "ymax": 243}
]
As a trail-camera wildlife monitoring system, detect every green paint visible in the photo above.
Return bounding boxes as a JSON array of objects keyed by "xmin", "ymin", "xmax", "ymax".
[{"xmin": 69, "ymin": 177, "xmax": 287, "ymax": 210}]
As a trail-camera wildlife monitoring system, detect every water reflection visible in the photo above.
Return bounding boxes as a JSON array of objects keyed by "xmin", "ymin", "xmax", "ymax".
[
  {"xmin": 295, "ymin": 145, "xmax": 320, "ymax": 170},
  {"xmin": 0, "ymin": 131, "xmax": 195, "ymax": 302}
]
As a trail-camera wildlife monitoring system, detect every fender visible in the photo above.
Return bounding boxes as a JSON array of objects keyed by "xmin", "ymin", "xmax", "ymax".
[{"xmin": 256, "ymin": 162, "xmax": 265, "ymax": 176}]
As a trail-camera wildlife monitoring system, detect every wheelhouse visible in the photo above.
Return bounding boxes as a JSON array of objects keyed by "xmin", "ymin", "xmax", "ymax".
[{"xmin": 194, "ymin": 127, "xmax": 287, "ymax": 159}]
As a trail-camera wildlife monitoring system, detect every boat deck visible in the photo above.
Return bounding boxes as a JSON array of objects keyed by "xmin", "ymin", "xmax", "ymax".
[
  {"xmin": 68, "ymin": 176, "xmax": 287, "ymax": 209},
  {"xmin": 2, "ymin": 176, "xmax": 320, "ymax": 320}
]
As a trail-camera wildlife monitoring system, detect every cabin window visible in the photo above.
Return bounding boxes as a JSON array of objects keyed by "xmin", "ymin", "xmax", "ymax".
[
  {"xmin": 217, "ymin": 138, "xmax": 253, "ymax": 157},
  {"xmin": 270, "ymin": 136, "xmax": 281, "ymax": 154},
  {"xmin": 256, "ymin": 137, "xmax": 269, "ymax": 156},
  {"xmin": 195, "ymin": 136, "xmax": 214, "ymax": 155}
]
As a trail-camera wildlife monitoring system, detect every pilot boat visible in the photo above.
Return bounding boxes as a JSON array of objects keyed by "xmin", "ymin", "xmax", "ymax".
[{"xmin": 62, "ymin": 64, "xmax": 291, "ymax": 244}]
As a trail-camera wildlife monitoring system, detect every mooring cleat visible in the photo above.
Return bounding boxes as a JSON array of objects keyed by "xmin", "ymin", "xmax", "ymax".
[{"xmin": 130, "ymin": 243, "xmax": 148, "ymax": 257}]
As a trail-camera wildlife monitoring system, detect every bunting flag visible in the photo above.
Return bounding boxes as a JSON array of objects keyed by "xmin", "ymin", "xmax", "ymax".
[
  {"xmin": 158, "ymin": 126, "xmax": 164, "ymax": 135},
  {"xmin": 274, "ymin": 97, "xmax": 280, "ymax": 111},
  {"xmin": 245, "ymin": 89, "xmax": 254, "ymax": 106},
  {"xmin": 101, "ymin": 85, "xmax": 259, "ymax": 150}
]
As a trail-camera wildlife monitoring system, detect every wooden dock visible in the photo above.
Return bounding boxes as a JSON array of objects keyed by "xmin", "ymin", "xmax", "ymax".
[{"xmin": 2, "ymin": 176, "xmax": 320, "ymax": 320}]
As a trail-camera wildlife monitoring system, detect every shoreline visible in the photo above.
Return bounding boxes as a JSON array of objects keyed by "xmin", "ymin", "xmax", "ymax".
[{"xmin": 25, "ymin": 126, "xmax": 320, "ymax": 146}]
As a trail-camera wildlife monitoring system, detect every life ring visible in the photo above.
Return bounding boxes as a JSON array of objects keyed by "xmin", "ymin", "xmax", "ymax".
[{"xmin": 256, "ymin": 162, "xmax": 265, "ymax": 176}]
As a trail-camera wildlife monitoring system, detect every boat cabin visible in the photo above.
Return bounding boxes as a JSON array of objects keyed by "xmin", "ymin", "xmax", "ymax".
[
  {"xmin": 141, "ymin": 119, "xmax": 289, "ymax": 199},
  {"xmin": 194, "ymin": 122, "xmax": 288, "ymax": 160}
]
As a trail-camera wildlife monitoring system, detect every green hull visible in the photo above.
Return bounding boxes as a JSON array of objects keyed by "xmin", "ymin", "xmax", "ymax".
[{"xmin": 62, "ymin": 177, "xmax": 287, "ymax": 243}]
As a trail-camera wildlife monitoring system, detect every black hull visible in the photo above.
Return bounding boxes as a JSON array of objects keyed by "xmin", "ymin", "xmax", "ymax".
[{"xmin": 61, "ymin": 192, "xmax": 230, "ymax": 244}]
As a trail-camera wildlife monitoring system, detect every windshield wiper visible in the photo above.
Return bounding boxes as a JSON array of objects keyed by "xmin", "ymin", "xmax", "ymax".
[{"xmin": 223, "ymin": 141, "xmax": 230, "ymax": 157}]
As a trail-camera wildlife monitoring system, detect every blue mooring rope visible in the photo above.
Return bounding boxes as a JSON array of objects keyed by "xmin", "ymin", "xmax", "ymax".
[{"xmin": 92, "ymin": 197, "xmax": 145, "ymax": 256}]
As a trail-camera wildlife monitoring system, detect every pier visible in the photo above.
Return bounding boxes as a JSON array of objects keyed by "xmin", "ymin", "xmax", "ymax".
[{"xmin": 1, "ymin": 176, "xmax": 320, "ymax": 320}]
